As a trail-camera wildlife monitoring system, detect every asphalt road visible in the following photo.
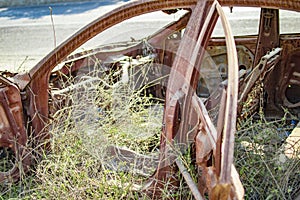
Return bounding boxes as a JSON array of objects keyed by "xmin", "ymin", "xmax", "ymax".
[
  {"xmin": 0, "ymin": 2, "xmax": 299, "ymax": 72},
  {"xmin": 0, "ymin": 1, "xmax": 182, "ymax": 71}
]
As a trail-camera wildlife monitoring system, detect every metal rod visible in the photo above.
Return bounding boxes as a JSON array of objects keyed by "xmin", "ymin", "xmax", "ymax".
[{"xmin": 175, "ymin": 158, "xmax": 204, "ymax": 200}]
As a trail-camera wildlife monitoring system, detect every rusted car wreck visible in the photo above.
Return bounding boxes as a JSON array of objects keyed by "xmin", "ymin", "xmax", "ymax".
[{"xmin": 0, "ymin": 0, "xmax": 300, "ymax": 199}]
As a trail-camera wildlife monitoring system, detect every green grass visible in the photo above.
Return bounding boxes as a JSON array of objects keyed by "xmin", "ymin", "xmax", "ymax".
[
  {"xmin": 0, "ymin": 59, "xmax": 299, "ymax": 199},
  {"xmin": 236, "ymin": 115, "xmax": 300, "ymax": 199}
]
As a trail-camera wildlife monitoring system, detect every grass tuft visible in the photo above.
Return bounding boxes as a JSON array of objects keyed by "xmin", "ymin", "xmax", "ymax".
[{"xmin": 0, "ymin": 56, "xmax": 299, "ymax": 199}]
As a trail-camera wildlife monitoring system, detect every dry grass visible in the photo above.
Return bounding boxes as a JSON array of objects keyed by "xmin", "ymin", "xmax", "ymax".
[
  {"xmin": 0, "ymin": 57, "xmax": 299, "ymax": 200},
  {"xmin": 236, "ymin": 115, "xmax": 300, "ymax": 199}
]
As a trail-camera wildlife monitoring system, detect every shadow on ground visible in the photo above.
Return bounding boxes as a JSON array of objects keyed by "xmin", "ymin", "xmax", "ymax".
[{"xmin": 0, "ymin": 0, "xmax": 130, "ymax": 19}]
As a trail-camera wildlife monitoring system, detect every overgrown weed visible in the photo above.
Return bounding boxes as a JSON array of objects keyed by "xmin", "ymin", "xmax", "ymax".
[
  {"xmin": 0, "ymin": 56, "xmax": 299, "ymax": 199},
  {"xmin": 236, "ymin": 114, "xmax": 300, "ymax": 199}
]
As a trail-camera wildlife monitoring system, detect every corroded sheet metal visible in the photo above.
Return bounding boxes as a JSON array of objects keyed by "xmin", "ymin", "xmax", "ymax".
[
  {"xmin": 12, "ymin": 0, "xmax": 300, "ymax": 153},
  {"xmin": 0, "ymin": 82, "xmax": 30, "ymax": 181}
]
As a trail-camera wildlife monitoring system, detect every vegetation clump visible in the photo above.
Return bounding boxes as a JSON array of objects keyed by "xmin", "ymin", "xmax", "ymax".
[{"xmin": 0, "ymin": 61, "xmax": 299, "ymax": 199}]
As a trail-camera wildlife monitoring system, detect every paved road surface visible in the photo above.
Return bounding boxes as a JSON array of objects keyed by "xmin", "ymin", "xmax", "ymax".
[
  {"xmin": 0, "ymin": 2, "xmax": 299, "ymax": 72},
  {"xmin": 0, "ymin": 0, "xmax": 176, "ymax": 71}
]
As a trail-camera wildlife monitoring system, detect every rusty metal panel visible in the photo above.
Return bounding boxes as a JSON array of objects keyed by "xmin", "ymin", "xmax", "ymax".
[{"xmin": 0, "ymin": 82, "xmax": 30, "ymax": 182}]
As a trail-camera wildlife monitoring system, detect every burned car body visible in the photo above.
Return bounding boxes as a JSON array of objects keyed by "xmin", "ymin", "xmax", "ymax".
[{"xmin": 0, "ymin": 0, "xmax": 300, "ymax": 199}]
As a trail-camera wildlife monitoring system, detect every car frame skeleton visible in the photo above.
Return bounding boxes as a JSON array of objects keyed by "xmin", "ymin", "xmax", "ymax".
[{"xmin": 0, "ymin": 0, "xmax": 300, "ymax": 199}]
